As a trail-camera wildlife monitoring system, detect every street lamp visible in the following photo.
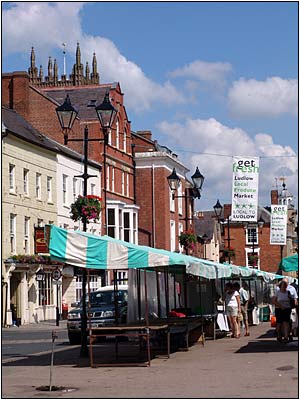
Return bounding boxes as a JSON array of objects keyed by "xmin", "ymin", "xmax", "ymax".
[
  {"xmin": 201, "ymin": 233, "xmax": 208, "ymax": 259},
  {"xmin": 167, "ymin": 167, "xmax": 205, "ymax": 255},
  {"xmin": 213, "ymin": 199, "xmax": 232, "ymax": 263},
  {"xmin": 244, "ymin": 217, "xmax": 264, "ymax": 268},
  {"xmin": 56, "ymin": 91, "xmax": 118, "ymax": 357}
]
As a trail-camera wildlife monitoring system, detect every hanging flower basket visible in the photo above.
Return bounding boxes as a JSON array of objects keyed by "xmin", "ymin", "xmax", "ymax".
[
  {"xmin": 248, "ymin": 254, "xmax": 259, "ymax": 266},
  {"xmin": 223, "ymin": 247, "xmax": 235, "ymax": 258},
  {"xmin": 178, "ymin": 230, "xmax": 197, "ymax": 250},
  {"xmin": 70, "ymin": 195, "xmax": 102, "ymax": 224}
]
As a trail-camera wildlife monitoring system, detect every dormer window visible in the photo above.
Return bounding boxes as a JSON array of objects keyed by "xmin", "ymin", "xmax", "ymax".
[{"xmin": 87, "ymin": 99, "xmax": 97, "ymax": 107}]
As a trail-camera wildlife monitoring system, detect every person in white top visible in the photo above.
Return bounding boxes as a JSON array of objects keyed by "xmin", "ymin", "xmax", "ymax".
[
  {"xmin": 239, "ymin": 281, "xmax": 250, "ymax": 336},
  {"xmin": 223, "ymin": 282, "xmax": 241, "ymax": 338}
]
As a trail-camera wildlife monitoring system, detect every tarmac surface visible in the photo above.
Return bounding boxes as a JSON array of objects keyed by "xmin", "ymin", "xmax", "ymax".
[{"xmin": 1, "ymin": 320, "xmax": 298, "ymax": 399}]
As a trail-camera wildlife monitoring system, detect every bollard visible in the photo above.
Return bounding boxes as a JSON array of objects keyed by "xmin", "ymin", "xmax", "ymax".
[{"xmin": 49, "ymin": 330, "xmax": 58, "ymax": 391}]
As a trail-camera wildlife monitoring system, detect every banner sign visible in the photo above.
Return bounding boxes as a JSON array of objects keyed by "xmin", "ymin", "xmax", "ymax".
[
  {"xmin": 270, "ymin": 205, "xmax": 287, "ymax": 245},
  {"xmin": 34, "ymin": 227, "xmax": 49, "ymax": 254},
  {"xmin": 231, "ymin": 156, "xmax": 259, "ymax": 221}
]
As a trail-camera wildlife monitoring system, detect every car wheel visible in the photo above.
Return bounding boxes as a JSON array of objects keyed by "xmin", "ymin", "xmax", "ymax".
[{"xmin": 68, "ymin": 331, "xmax": 81, "ymax": 345}]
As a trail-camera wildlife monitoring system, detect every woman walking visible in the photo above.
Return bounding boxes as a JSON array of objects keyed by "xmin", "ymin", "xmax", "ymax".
[
  {"xmin": 272, "ymin": 280, "xmax": 293, "ymax": 343},
  {"xmin": 224, "ymin": 282, "xmax": 241, "ymax": 338}
]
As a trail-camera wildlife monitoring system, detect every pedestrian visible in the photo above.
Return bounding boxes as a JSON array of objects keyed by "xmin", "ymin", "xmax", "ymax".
[
  {"xmin": 223, "ymin": 282, "xmax": 241, "ymax": 338},
  {"xmin": 272, "ymin": 280, "xmax": 292, "ymax": 343},
  {"xmin": 233, "ymin": 282, "xmax": 242, "ymax": 338},
  {"xmin": 239, "ymin": 281, "xmax": 250, "ymax": 336}
]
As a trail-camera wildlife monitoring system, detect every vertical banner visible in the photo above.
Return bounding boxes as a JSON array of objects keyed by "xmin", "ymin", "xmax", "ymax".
[
  {"xmin": 231, "ymin": 156, "xmax": 259, "ymax": 221},
  {"xmin": 270, "ymin": 205, "xmax": 287, "ymax": 245}
]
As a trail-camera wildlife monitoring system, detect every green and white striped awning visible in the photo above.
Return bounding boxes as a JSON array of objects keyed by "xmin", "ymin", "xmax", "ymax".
[{"xmin": 47, "ymin": 225, "xmax": 295, "ymax": 283}]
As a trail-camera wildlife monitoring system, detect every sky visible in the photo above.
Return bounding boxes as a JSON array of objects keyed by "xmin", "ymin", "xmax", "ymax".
[{"xmin": 2, "ymin": 1, "xmax": 298, "ymax": 211}]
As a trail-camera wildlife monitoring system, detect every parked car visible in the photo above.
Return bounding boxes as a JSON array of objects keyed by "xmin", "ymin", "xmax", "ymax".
[{"xmin": 67, "ymin": 285, "xmax": 128, "ymax": 345}]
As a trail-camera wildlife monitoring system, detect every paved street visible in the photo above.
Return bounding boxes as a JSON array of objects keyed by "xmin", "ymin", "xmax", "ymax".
[{"xmin": 1, "ymin": 320, "xmax": 298, "ymax": 398}]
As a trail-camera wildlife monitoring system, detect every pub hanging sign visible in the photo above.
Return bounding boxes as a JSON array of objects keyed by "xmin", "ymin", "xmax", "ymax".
[{"xmin": 34, "ymin": 227, "xmax": 49, "ymax": 254}]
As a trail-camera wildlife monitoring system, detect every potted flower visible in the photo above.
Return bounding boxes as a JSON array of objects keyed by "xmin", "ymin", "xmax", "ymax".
[
  {"xmin": 248, "ymin": 254, "xmax": 259, "ymax": 266},
  {"xmin": 178, "ymin": 230, "xmax": 197, "ymax": 250},
  {"xmin": 223, "ymin": 246, "xmax": 235, "ymax": 258},
  {"xmin": 70, "ymin": 195, "xmax": 102, "ymax": 224}
]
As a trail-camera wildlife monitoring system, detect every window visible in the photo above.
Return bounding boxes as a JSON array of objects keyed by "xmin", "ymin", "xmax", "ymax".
[
  {"xmin": 24, "ymin": 217, "xmax": 30, "ymax": 253},
  {"xmin": 23, "ymin": 169, "xmax": 29, "ymax": 195},
  {"xmin": 76, "ymin": 275, "xmax": 98, "ymax": 302},
  {"xmin": 178, "ymin": 183, "xmax": 183, "ymax": 215},
  {"xmin": 115, "ymin": 119, "xmax": 119, "ymax": 148},
  {"xmin": 47, "ymin": 176, "xmax": 52, "ymax": 202},
  {"xmin": 36, "ymin": 173, "xmax": 41, "ymax": 199},
  {"xmin": 37, "ymin": 219, "xmax": 44, "ymax": 227},
  {"xmin": 106, "ymin": 165, "xmax": 110, "ymax": 191},
  {"xmin": 90, "ymin": 183, "xmax": 95, "ymax": 196},
  {"xmin": 117, "ymin": 271, "xmax": 128, "ymax": 285},
  {"xmin": 123, "ymin": 212, "xmax": 130, "ymax": 242},
  {"xmin": 62, "ymin": 174, "xmax": 68, "ymax": 204},
  {"xmin": 111, "ymin": 167, "xmax": 115, "ymax": 192},
  {"xmin": 9, "ymin": 164, "xmax": 15, "ymax": 192},
  {"xmin": 170, "ymin": 220, "xmax": 176, "ymax": 252},
  {"xmin": 108, "ymin": 128, "xmax": 112, "ymax": 146},
  {"xmin": 246, "ymin": 250, "xmax": 260, "ymax": 269},
  {"xmin": 121, "ymin": 172, "xmax": 125, "ymax": 196},
  {"xmin": 133, "ymin": 212, "xmax": 138, "ymax": 244},
  {"xmin": 107, "ymin": 208, "xmax": 116, "ymax": 238},
  {"xmin": 73, "ymin": 178, "xmax": 77, "ymax": 201},
  {"xmin": 178, "ymin": 223, "xmax": 184, "ymax": 252},
  {"xmin": 246, "ymin": 228, "xmax": 258, "ymax": 245},
  {"xmin": 123, "ymin": 128, "xmax": 127, "ymax": 152},
  {"xmin": 119, "ymin": 209, "xmax": 123, "ymax": 239},
  {"xmin": 10, "ymin": 214, "xmax": 16, "ymax": 253},
  {"xmin": 126, "ymin": 173, "xmax": 129, "ymax": 197},
  {"xmin": 38, "ymin": 272, "xmax": 53, "ymax": 306},
  {"xmin": 170, "ymin": 188, "xmax": 175, "ymax": 212}
]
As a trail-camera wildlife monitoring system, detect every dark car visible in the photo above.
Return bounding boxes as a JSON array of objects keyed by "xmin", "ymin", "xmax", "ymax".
[{"xmin": 67, "ymin": 285, "xmax": 128, "ymax": 344}]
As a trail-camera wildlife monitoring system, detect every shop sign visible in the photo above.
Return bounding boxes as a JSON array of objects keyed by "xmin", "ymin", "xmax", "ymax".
[
  {"xmin": 34, "ymin": 227, "xmax": 48, "ymax": 254},
  {"xmin": 231, "ymin": 156, "xmax": 260, "ymax": 221}
]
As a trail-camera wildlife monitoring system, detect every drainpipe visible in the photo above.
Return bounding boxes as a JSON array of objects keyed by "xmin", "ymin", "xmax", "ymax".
[{"xmin": 152, "ymin": 164, "xmax": 156, "ymax": 248}]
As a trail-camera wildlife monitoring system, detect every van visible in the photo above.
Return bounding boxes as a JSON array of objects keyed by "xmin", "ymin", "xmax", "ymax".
[{"xmin": 67, "ymin": 285, "xmax": 128, "ymax": 345}]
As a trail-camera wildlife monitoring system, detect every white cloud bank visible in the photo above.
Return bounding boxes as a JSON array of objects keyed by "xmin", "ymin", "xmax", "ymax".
[
  {"xmin": 158, "ymin": 118, "xmax": 298, "ymax": 209},
  {"xmin": 228, "ymin": 77, "xmax": 298, "ymax": 118},
  {"xmin": 2, "ymin": 2, "xmax": 184, "ymax": 111},
  {"xmin": 169, "ymin": 60, "xmax": 232, "ymax": 87}
]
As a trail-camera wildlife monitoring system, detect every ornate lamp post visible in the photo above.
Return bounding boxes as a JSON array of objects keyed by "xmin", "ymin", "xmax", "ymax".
[
  {"xmin": 213, "ymin": 199, "xmax": 232, "ymax": 263},
  {"xmin": 56, "ymin": 91, "xmax": 118, "ymax": 357},
  {"xmin": 167, "ymin": 167, "xmax": 205, "ymax": 254}
]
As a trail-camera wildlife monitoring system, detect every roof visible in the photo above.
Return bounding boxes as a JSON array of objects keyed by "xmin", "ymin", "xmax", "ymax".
[
  {"xmin": 194, "ymin": 211, "xmax": 216, "ymax": 241},
  {"xmin": 2, "ymin": 106, "xmax": 101, "ymax": 170},
  {"xmin": 41, "ymin": 84, "xmax": 117, "ymax": 120}
]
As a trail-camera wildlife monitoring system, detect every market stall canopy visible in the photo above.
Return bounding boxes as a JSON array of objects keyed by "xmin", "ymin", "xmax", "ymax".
[
  {"xmin": 279, "ymin": 253, "xmax": 298, "ymax": 272},
  {"xmin": 46, "ymin": 225, "xmax": 295, "ymax": 283}
]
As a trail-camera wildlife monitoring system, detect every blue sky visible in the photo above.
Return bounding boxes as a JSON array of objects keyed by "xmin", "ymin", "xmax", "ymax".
[{"xmin": 2, "ymin": 1, "xmax": 298, "ymax": 210}]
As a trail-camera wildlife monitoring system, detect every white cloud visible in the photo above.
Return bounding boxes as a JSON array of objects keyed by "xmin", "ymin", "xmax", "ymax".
[
  {"xmin": 2, "ymin": 2, "xmax": 184, "ymax": 111},
  {"xmin": 157, "ymin": 118, "xmax": 298, "ymax": 209},
  {"xmin": 169, "ymin": 60, "xmax": 232, "ymax": 87},
  {"xmin": 228, "ymin": 77, "xmax": 298, "ymax": 118}
]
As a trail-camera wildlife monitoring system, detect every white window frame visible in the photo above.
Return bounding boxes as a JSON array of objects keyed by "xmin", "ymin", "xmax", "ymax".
[
  {"xmin": 123, "ymin": 128, "xmax": 127, "ymax": 152},
  {"xmin": 73, "ymin": 178, "xmax": 77, "ymax": 201},
  {"xmin": 170, "ymin": 220, "xmax": 176, "ymax": 252},
  {"xmin": 115, "ymin": 119, "xmax": 119, "ymax": 149},
  {"xmin": 62, "ymin": 174, "xmax": 68, "ymax": 205},
  {"xmin": 36, "ymin": 173, "xmax": 41, "ymax": 199},
  {"xmin": 245, "ymin": 248, "xmax": 260, "ymax": 269},
  {"xmin": 107, "ymin": 208, "xmax": 116, "ymax": 238},
  {"xmin": 38, "ymin": 272, "xmax": 53, "ymax": 306},
  {"xmin": 47, "ymin": 176, "xmax": 52, "ymax": 202},
  {"xmin": 126, "ymin": 173, "xmax": 129, "ymax": 197},
  {"xmin": 178, "ymin": 222, "xmax": 184, "ymax": 252},
  {"xmin": 106, "ymin": 165, "xmax": 110, "ymax": 192},
  {"xmin": 10, "ymin": 214, "xmax": 16, "ymax": 254},
  {"xmin": 170, "ymin": 188, "xmax": 175, "ymax": 212},
  {"xmin": 121, "ymin": 172, "xmax": 125, "ymax": 196},
  {"xmin": 111, "ymin": 167, "xmax": 115, "ymax": 192},
  {"xmin": 23, "ymin": 168, "xmax": 29, "ymax": 195},
  {"xmin": 9, "ymin": 164, "xmax": 15, "ymax": 192},
  {"xmin": 76, "ymin": 275, "xmax": 99, "ymax": 302},
  {"xmin": 90, "ymin": 183, "xmax": 96, "ymax": 195},
  {"xmin": 246, "ymin": 227, "xmax": 258, "ymax": 245},
  {"xmin": 178, "ymin": 183, "xmax": 183, "ymax": 215},
  {"xmin": 24, "ymin": 216, "xmax": 30, "ymax": 254}
]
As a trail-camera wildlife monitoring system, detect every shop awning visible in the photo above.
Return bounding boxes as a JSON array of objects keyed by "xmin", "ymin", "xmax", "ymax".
[
  {"xmin": 47, "ymin": 225, "xmax": 295, "ymax": 283},
  {"xmin": 279, "ymin": 253, "xmax": 298, "ymax": 272}
]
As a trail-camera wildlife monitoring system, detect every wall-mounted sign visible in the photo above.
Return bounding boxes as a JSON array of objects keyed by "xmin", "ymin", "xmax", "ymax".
[
  {"xmin": 231, "ymin": 156, "xmax": 260, "ymax": 222},
  {"xmin": 270, "ymin": 205, "xmax": 287, "ymax": 245},
  {"xmin": 34, "ymin": 227, "xmax": 49, "ymax": 254}
]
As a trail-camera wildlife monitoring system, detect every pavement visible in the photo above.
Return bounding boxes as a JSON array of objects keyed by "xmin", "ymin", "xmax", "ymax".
[{"xmin": 1, "ymin": 321, "xmax": 298, "ymax": 399}]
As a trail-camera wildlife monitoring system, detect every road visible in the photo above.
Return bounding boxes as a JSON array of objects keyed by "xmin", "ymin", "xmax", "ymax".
[{"xmin": 1, "ymin": 320, "xmax": 298, "ymax": 398}]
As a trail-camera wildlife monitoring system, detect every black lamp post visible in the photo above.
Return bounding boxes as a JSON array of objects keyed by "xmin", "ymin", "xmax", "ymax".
[
  {"xmin": 56, "ymin": 90, "xmax": 118, "ymax": 357},
  {"xmin": 202, "ymin": 233, "xmax": 208, "ymax": 259},
  {"xmin": 167, "ymin": 167, "xmax": 204, "ymax": 254},
  {"xmin": 213, "ymin": 199, "xmax": 232, "ymax": 263},
  {"xmin": 244, "ymin": 217, "xmax": 264, "ymax": 268}
]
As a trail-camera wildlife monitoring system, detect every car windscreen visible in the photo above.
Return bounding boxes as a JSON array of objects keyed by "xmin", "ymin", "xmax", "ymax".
[{"xmin": 88, "ymin": 290, "xmax": 128, "ymax": 307}]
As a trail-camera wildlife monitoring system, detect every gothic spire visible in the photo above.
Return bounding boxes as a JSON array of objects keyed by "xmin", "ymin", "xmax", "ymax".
[
  {"xmin": 76, "ymin": 42, "xmax": 81, "ymax": 66},
  {"xmin": 85, "ymin": 62, "xmax": 90, "ymax": 80},
  {"xmin": 30, "ymin": 46, "xmax": 36, "ymax": 69},
  {"xmin": 53, "ymin": 59, "xmax": 58, "ymax": 81},
  {"xmin": 48, "ymin": 56, "xmax": 53, "ymax": 79},
  {"xmin": 39, "ymin": 65, "xmax": 43, "ymax": 81}
]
